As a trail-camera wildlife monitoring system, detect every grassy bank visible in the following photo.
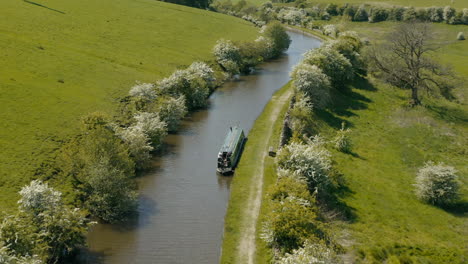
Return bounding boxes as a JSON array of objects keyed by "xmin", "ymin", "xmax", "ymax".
[
  {"xmin": 307, "ymin": 20, "xmax": 468, "ymax": 262},
  {"xmin": 247, "ymin": 0, "xmax": 466, "ymax": 9},
  {"xmin": 220, "ymin": 82, "xmax": 293, "ymax": 264},
  {"xmin": 0, "ymin": 0, "xmax": 258, "ymax": 212}
]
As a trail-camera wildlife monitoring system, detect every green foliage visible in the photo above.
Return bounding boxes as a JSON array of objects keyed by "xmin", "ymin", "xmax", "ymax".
[
  {"xmin": 333, "ymin": 123, "xmax": 352, "ymax": 153},
  {"xmin": 354, "ymin": 5, "xmax": 368, "ymax": 21},
  {"xmin": 403, "ymin": 7, "xmax": 417, "ymax": 21},
  {"xmin": 0, "ymin": 181, "xmax": 92, "ymax": 263},
  {"xmin": 263, "ymin": 21, "xmax": 292, "ymax": 58},
  {"xmin": 278, "ymin": 240, "xmax": 341, "ymax": 264},
  {"xmin": 369, "ymin": 7, "xmax": 389, "ymax": 23},
  {"xmin": 84, "ymin": 158, "xmax": 138, "ymax": 223},
  {"xmin": 213, "ymin": 39, "xmax": 243, "ymax": 74},
  {"xmin": 276, "ymin": 139, "xmax": 332, "ymax": 192},
  {"xmin": 303, "ymin": 46, "xmax": 354, "ymax": 89},
  {"xmin": 262, "ymin": 178, "xmax": 323, "ymax": 252},
  {"xmin": 151, "ymin": 95, "xmax": 188, "ymax": 132},
  {"xmin": 289, "ymin": 93, "xmax": 314, "ymax": 137},
  {"xmin": 414, "ymin": 162, "xmax": 460, "ymax": 205},
  {"xmin": 291, "ymin": 64, "xmax": 331, "ymax": 109}
]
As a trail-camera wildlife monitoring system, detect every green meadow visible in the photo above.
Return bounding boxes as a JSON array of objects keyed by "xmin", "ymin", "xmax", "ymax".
[{"xmin": 0, "ymin": 0, "xmax": 258, "ymax": 212}]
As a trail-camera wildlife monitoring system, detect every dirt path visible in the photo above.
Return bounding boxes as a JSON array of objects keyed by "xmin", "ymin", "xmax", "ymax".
[{"xmin": 237, "ymin": 90, "xmax": 292, "ymax": 264}]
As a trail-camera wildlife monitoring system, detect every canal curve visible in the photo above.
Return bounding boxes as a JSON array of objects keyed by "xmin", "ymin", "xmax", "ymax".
[{"xmin": 84, "ymin": 30, "xmax": 321, "ymax": 264}]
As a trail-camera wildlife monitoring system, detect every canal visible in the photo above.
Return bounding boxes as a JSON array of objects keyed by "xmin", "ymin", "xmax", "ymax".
[{"xmin": 84, "ymin": 30, "xmax": 321, "ymax": 264}]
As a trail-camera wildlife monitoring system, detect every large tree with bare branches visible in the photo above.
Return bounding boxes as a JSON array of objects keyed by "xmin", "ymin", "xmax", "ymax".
[{"xmin": 368, "ymin": 22, "xmax": 455, "ymax": 106}]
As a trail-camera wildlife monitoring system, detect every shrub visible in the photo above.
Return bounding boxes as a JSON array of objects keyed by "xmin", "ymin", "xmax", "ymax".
[
  {"xmin": 322, "ymin": 24, "xmax": 338, "ymax": 37},
  {"xmin": 128, "ymin": 82, "xmax": 156, "ymax": 101},
  {"xmin": 414, "ymin": 162, "xmax": 460, "ymax": 205},
  {"xmin": 333, "ymin": 123, "xmax": 352, "ymax": 153},
  {"xmin": 154, "ymin": 95, "xmax": 187, "ymax": 132},
  {"xmin": 276, "ymin": 139, "xmax": 332, "ymax": 192},
  {"xmin": 463, "ymin": 8, "xmax": 468, "ymax": 24},
  {"xmin": 443, "ymin": 6, "xmax": 456, "ymax": 24},
  {"xmin": 212, "ymin": 39, "xmax": 242, "ymax": 74},
  {"xmin": 325, "ymin": 4, "xmax": 338, "ymax": 16},
  {"xmin": 291, "ymin": 64, "xmax": 331, "ymax": 109},
  {"xmin": 277, "ymin": 8, "xmax": 308, "ymax": 26},
  {"xmin": 116, "ymin": 126, "xmax": 154, "ymax": 169},
  {"xmin": 85, "ymin": 158, "xmax": 138, "ymax": 223},
  {"xmin": 263, "ymin": 21, "xmax": 291, "ymax": 58},
  {"xmin": 134, "ymin": 112, "xmax": 167, "ymax": 149},
  {"xmin": 157, "ymin": 65, "xmax": 211, "ymax": 109},
  {"xmin": 427, "ymin": 6, "xmax": 443, "ymax": 22},
  {"xmin": 343, "ymin": 5, "xmax": 357, "ymax": 19},
  {"xmin": 1, "ymin": 181, "xmax": 92, "ymax": 263},
  {"xmin": 353, "ymin": 5, "xmax": 368, "ymax": 21},
  {"xmin": 388, "ymin": 6, "xmax": 405, "ymax": 21},
  {"xmin": 278, "ymin": 240, "xmax": 342, "ymax": 264},
  {"xmin": 268, "ymin": 175, "xmax": 312, "ymax": 202},
  {"xmin": 368, "ymin": 7, "xmax": 388, "ymax": 23},
  {"xmin": 255, "ymin": 36, "xmax": 275, "ymax": 60},
  {"xmin": 18, "ymin": 180, "xmax": 61, "ymax": 216},
  {"xmin": 325, "ymin": 32, "xmax": 366, "ymax": 74},
  {"xmin": 261, "ymin": 193, "xmax": 322, "ymax": 252},
  {"xmin": 289, "ymin": 93, "xmax": 314, "ymax": 137},
  {"xmin": 303, "ymin": 46, "xmax": 354, "ymax": 88},
  {"xmin": 457, "ymin": 32, "xmax": 465, "ymax": 40},
  {"xmin": 403, "ymin": 7, "xmax": 417, "ymax": 21}
]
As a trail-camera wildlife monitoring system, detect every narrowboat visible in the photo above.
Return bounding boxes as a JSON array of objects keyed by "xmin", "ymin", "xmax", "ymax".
[{"xmin": 217, "ymin": 126, "xmax": 246, "ymax": 174}]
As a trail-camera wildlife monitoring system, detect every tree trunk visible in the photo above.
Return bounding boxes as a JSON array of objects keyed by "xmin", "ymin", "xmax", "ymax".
[{"xmin": 410, "ymin": 87, "xmax": 421, "ymax": 106}]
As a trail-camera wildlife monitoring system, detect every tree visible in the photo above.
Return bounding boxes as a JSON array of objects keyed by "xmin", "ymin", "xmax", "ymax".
[
  {"xmin": 154, "ymin": 95, "xmax": 187, "ymax": 132},
  {"xmin": 263, "ymin": 21, "xmax": 291, "ymax": 58},
  {"xmin": 303, "ymin": 46, "xmax": 354, "ymax": 88},
  {"xmin": 134, "ymin": 112, "xmax": 167, "ymax": 149},
  {"xmin": 290, "ymin": 63, "xmax": 331, "ymax": 109},
  {"xmin": 212, "ymin": 39, "xmax": 242, "ymax": 74},
  {"xmin": 18, "ymin": 180, "xmax": 61, "ymax": 216},
  {"xmin": 289, "ymin": 93, "xmax": 314, "ymax": 137},
  {"xmin": 276, "ymin": 139, "xmax": 332, "ymax": 192},
  {"xmin": 414, "ymin": 162, "xmax": 460, "ymax": 206},
  {"xmin": 278, "ymin": 240, "xmax": 341, "ymax": 264},
  {"xmin": 85, "ymin": 158, "xmax": 138, "ymax": 223},
  {"xmin": 353, "ymin": 5, "xmax": 368, "ymax": 21},
  {"xmin": 368, "ymin": 22, "xmax": 455, "ymax": 106},
  {"xmin": 116, "ymin": 126, "xmax": 154, "ymax": 169}
]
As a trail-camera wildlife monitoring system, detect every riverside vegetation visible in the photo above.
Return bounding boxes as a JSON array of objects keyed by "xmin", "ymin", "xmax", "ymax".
[{"xmin": 0, "ymin": 11, "xmax": 291, "ymax": 261}]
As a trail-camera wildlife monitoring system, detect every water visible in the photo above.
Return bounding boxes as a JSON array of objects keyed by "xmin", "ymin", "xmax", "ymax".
[{"xmin": 84, "ymin": 30, "xmax": 321, "ymax": 264}]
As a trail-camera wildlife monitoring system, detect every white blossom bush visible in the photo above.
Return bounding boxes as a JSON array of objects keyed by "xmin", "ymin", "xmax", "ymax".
[
  {"xmin": 462, "ymin": 8, "xmax": 468, "ymax": 24},
  {"xmin": 277, "ymin": 8, "xmax": 308, "ymax": 26},
  {"xmin": 276, "ymin": 138, "xmax": 332, "ymax": 191},
  {"xmin": 128, "ymin": 82, "xmax": 157, "ymax": 101},
  {"xmin": 134, "ymin": 112, "xmax": 168, "ymax": 148},
  {"xmin": 157, "ymin": 65, "xmax": 211, "ymax": 109},
  {"xmin": 291, "ymin": 63, "xmax": 331, "ymax": 109},
  {"xmin": 443, "ymin": 6, "xmax": 456, "ymax": 24},
  {"xmin": 18, "ymin": 180, "xmax": 61, "ymax": 215},
  {"xmin": 333, "ymin": 124, "xmax": 352, "ymax": 153},
  {"xmin": 156, "ymin": 96, "xmax": 187, "ymax": 132},
  {"xmin": 277, "ymin": 240, "xmax": 342, "ymax": 264},
  {"xmin": 426, "ymin": 6, "xmax": 443, "ymax": 22},
  {"xmin": 116, "ymin": 126, "xmax": 154, "ymax": 169},
  {"xmin": 322, "ymin": 24, "xmax": 338, "ymax": 37},
  {"xmin": 255, "ymin": 36, "xmax": 275, "ymax": 60},
  {"xmin": 414, "ymin": 162, "xmax": 460, "ymax": 205},
  {"xmin": 457, "ymin": 32, "xmax": 465, "ymax": 40},
  {"xmin": 0, "ymin": 244, "xmax": 42, "ymax": 264},
  {"xmin": 186, "ymin": 61, "xmax": 216, "ymax": 89},
  {"xmin": 303, "ymin": 46, "xmax": 354, "ymax": 88},
  {"xmin": 212, "ymin": 39, "xmax": 242, "ymax": 74}
]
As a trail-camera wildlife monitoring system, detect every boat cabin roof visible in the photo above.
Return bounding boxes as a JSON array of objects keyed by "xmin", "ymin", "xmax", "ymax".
[{"xmin": 219, "ymin": 126, "xmax": 244, "ymax": 153}]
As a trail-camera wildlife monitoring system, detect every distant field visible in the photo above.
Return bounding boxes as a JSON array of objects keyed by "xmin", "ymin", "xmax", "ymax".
[
  {"xmin": 247, "ymin": 0, "xmax": 467, "ymax": 8},
  {"xmin": 0, "ymin": 0, "xmax": 258, "ymax": 212}
]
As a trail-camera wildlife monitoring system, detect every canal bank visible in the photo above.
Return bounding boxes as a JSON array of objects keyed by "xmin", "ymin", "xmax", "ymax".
[{"xmin": 83, "ymin": 31, "xmax": 321, "ymax": 264}]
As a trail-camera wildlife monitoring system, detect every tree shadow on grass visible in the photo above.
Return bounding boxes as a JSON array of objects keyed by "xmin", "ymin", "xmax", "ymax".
[
  {"xmin": 314, "ymin": 76, "xmax": 376, "ymax": 129},
  {"xmin": 23, "ymin": 0, "xmax": 66, "ymax": 14},
  {"xmin": 425, "ymin": 103, "xmax": 468, "ymax": 125},
  {"xmin": 319, "ymin": 170, "xmax": 358, "ymax": 223},
  {"xmin": 441, "ymin": 201, "xmax": 468, "ymax": 218}
]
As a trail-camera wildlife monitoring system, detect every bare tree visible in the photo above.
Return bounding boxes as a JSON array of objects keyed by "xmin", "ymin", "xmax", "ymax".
[{"xmin": 368, "ymin": 22, "xmax": 455, "ymax": 106}]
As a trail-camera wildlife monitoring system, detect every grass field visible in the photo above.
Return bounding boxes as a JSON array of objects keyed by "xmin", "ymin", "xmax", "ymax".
[
  {"xmin": 0, "ymin": 0, "xmax": 258, "ymax": 212},
  {"xmin": 247, "ymin": 0, "xmax": 467, "ymax": 8}
]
